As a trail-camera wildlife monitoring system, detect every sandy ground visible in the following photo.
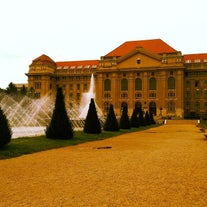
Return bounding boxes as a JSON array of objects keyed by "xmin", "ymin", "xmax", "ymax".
[{"xmin": 0, "ymin": 120, "xmax": 207, "ymax": 207}]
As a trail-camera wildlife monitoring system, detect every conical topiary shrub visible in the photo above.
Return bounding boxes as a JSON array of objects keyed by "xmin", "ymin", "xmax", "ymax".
[
  {"xmin": 144, "ymin": 111, "xmax": 151, "ymax": 125},
  {"xmin": 103, "ymin": 104, "xmax": 119, "ymax": 131},
  {"xmin": 119, "ymin": 105, "xmax": 131, "ymax": 129},
  {"xmin": 46, "ymin": 87, "xmax": 73, "ymax": 139},
  {"xmin": 130, "ymin": 108, "xmax": 139, "ymax": 128},
  {"xmin": 150, "ymin": 112, "xmax": 156, "ymax": 124},
  {"xmin": 138, "ymin": 109, "xmax": 146, "ymax": 126},
  {"xmin": 84, "ymin": 98, "xmax": 101, "ymax": 134},
  {"xmin": 0, "ymin": 107, "xmax": 12, "ymax": 148}
]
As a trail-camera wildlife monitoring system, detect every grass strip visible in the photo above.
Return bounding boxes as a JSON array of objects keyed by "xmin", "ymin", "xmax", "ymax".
[{"xmin": 0, "ymin": 125, "xmax": 156, "ymax": 160}]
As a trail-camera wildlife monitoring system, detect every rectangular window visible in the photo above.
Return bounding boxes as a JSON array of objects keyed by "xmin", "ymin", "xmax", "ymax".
[
  {"xmin": 69, "ymin": 93, "xmax": 73, "ymax": 99},
  {"xmin": 34, "ymin": 82, "xmax": 41, "ymax": 89},
  {"xmin": 204, "ymin": 91, "xmax": 207, "ymax": 99},
  {"xmin": 34, "ymin": 75, "xmax": 41, "ymax": 80},
  {"xmin": 195, "ymin": 91, "xmax": 200, "ymax": 98},
  {"xmin": 185, "ymin": 91, "xmax": 190, "ymax": 99},
  {"xmin": 83, "ymin": 84, "xmax": 87, "ymax": 91},
  {"xmin": 195, "ymin": 81, "xmax": 199, "ymax": 87},
  {"xmin": 168, "ymin": 92, "xmax": 175, "ymax": 98},
  {"xmin": 104, "ymin": 93, "xmax": 111, "ymax": 100},
  {"xmin": 77, "ymin": 93, "xmax": 80, "ymax": 100},
  {"xmin": 185, "ymin": 102, "xmax": 190, "ymax": 110},
  {"xmin": 121, "ymin": 93, "xmax": 128, "ymax": 99},
  {"xmin": 135, "ymin": 93, "xmax": 142, "ymax": 99},
  {"xmin": 149, "ymin": 92, "xmax": 156, "ymax": 98},
  {"xmin": 137, "ymin": 58, "xmax": 141, "ymax": 64},
  {"xmin": 69, "ymin": 84, "xmax": 73, "ymax": 90}
]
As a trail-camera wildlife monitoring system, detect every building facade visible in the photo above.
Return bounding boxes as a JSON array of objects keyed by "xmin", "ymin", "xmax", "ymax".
[{"xmin": 26, "ymin": 39, "xmax": 207, "ymax": 119}]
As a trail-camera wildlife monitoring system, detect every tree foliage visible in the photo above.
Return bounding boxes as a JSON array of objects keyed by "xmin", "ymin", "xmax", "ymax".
[
  {"xmin": 150, "ymin": 112, "xmax": 156, "ymax": 124},
  {"xmin": 138, "ymin": 110, "xmax": 146, "ymax": 126},
  {"xmin": 119, "ymin": 105, "xmax": 131, "ymax": 129},
  {"xmin": 6, "ymin": 82, "xmax": 17, "ymax": 95},
  {"xmin": 46, "ymin": 87, "xmax": 73, "ymax": 139},
  {"xmin": 144, "ymin": 111, "xmax": 151, "ymax": 125},
  {"xmin": 103, "ymin": 104, "xmax": 119, "ymax": 131},
  {"xmin": 20, "ymin": 85, "xmax": 27, "ymax": 96},
  {"xmin": 130, "ymin": 108, "xmax": 139, "ymax": 128},
  {"xmin": 0, "ymin": 107, "xmax": 12, "ymax": 148},
  {"xmin": 84, "ymin": 98, "xmax": 101, "ymax": 134}
]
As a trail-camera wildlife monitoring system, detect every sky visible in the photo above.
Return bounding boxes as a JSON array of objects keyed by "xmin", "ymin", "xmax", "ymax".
[{"xmin": 0, "ymin": 0, "xmax": 207, "ymax": 89}]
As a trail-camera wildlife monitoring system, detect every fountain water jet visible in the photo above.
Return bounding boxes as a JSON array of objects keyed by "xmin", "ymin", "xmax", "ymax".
[
  {"xmin": 79, "ymin": 73, "xmax": 103, "ymax": 119},
  {"xmin": 0, "ymin": 73, "xmax": 104, "ymax": 138}
]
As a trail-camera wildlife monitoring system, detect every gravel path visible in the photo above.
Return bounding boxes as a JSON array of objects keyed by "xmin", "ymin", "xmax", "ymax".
[{"xmin": 0, "ymin": 120, "xmax": 207, "ymax": 207}]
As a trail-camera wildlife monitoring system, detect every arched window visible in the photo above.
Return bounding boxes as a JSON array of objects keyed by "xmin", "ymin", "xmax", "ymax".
[
  {"xmin": 185, "ymin": 80, "xmax": 190, "ymax": 87},
  {"xmin": 135, "ymin": 102, "xmax": 142, "ymax": 113},
  {"xmin": 168, "ymin": 77, "xmax": 175, "ymax": 89},
  {"xmin": 121, "ymin": 78, "xmax": 128, "ymax": 91},
  {"xmin": 149, "ymin": 78, "xmax": 156, "ymax": 90},
  {"xmin": 168, "ymin": 101, "xmax": 175, "ymax": 112},
  {"xmin": 135, "ymin": 78, "xmax": 142, "ymax": 90},
  {"xmin": 185, "ymin": 102, "xmax": 190, "ymax": 111},
  {"xmin": 149, "ymin": 101, "xmax": 156, "ymax": 115},
  {"xmin": 195, "ymin": 102, "xmax": 200, "ymax": 111},
  {"xmin": 104, "ymin": 79, "xmax": 111, "ymax": 91}
]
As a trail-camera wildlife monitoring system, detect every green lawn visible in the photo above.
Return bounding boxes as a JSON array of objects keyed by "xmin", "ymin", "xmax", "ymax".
[
  {"xmin": 199, "ymin": 119, "xmax": 207, "ymax": 128},
  {"xmin": 0, "ymin": 125, "xmax": 156, "ymax": 160}
]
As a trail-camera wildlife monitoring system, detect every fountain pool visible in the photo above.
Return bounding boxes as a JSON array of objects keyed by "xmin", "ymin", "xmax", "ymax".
[{"xmin": 0, "ymin": 74, "xmax": 104, "ymax": 138}]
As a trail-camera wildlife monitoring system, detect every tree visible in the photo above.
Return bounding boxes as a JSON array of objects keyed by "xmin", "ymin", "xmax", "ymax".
[
  {"xmin": 119, "ymin": 105, "xmax": 131, "ymax": 129},
  {"xmin": 144, "ymin": 111, "xmax": 151, "ymax": 125},
  {"xmin": 103, "ymin": 104, "xmax": 119, "ymax": 131},
  {"xmin": 6, "ymin": 82, "xmax": 17, "ymax": 95},
  {"xmin": 150, "ymin": 112, "xmax": 156, "ymax": 124},
  {"xmin": 0, "ymin": 107, "xmax": 12, "ymax": 148},
  {"xmin": 46, "ymin": 87, "xmax": 73, "ymax": 139},
  {"xmin": 138, "ymin": 110, "xmax": 146, "ymax": 126},
  {"xmin": 130, "ymin": 108, "xmax": 139, "ymax": 128},
  {"xmin": 20, "ymin": 85, "xmax": 27, "ymax": 96},
  {"xmin": 28, "ymin": 87, "xmax": 36, "ymax": 99},
  {"xmin": 84, "ymin": 98, "xmax": 101, "ymax": 134}
]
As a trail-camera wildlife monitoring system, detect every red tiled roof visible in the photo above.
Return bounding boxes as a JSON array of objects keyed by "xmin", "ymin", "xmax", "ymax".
[
  {"xmin": 105, "ymin": 39, "xmax": 177, "ymax": 57},
  {"xmin": 56, "ymin": 60, "xmax": 99, "ymax": 69},
  {"xmin": 183, "ymin": 53, "xmax": 207, "ymax": 63}
]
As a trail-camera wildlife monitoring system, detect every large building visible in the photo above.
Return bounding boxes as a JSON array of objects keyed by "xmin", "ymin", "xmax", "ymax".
[{"xmin": 26, "ymin": 39, "xmax": 207, "ymax": 119}]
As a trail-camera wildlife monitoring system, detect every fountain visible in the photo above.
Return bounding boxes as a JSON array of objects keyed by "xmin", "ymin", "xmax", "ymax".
[
  {"xmin": 79, "ymin": 73, "xmax": 103, "ymax": 119},
  {"xmin": 0, "ymin": 73, "xmax": 103, "ymax": 138}
]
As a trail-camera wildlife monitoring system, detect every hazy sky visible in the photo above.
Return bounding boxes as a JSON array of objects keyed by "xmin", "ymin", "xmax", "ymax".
[{"xmin": 0, "ymin": 0, "xmax": 206, "ymax": 88}]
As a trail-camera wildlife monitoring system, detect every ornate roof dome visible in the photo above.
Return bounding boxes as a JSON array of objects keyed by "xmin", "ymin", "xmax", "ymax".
[{"xmin": 31, "ymin": 54, "xmax": 56, "ymax": 68}]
